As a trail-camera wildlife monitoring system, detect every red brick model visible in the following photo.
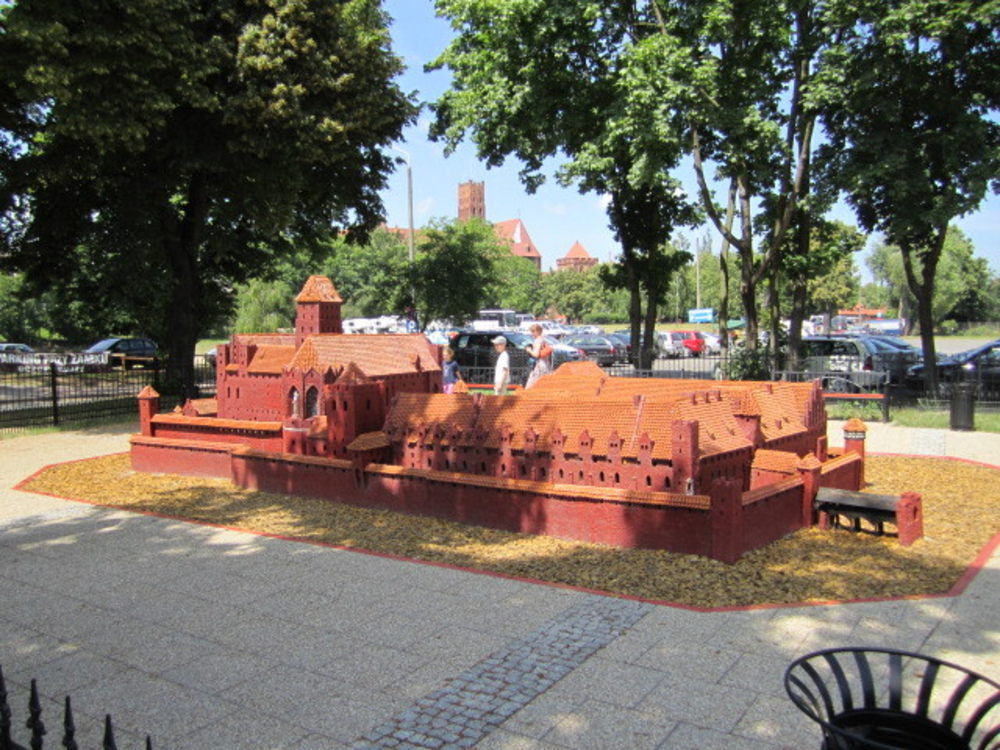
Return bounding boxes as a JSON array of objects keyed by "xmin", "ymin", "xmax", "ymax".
[{"xmin": 130, "ymin": 276, "xmax": 917, "ymax": 563}]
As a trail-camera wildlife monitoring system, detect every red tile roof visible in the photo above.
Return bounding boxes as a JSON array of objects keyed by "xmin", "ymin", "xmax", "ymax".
[
  {"xmin": 564, "ymin": 241, "xmax": 593, "ymax": 259},
  {"xmin": 751, "ymin": 449, "xmax": 800, "ymax": 474},
  {"xmin": 385, "ymin": 390, "xmax": 752, "ymax": 460},
  {"xmin": 493, "ymin": 219, "xmax": 542, "ymax": 261},
  {"xmin": 296, "ymin": 275, "xmax": 342, "ymax": 303},
  {"xmin": 286, "ymin": 334, "xmax": 440, "ymax": 377},
  {"xmin": 347, "ymin": 431, "xmax": 392, "ymax": 451},
  {"xmin": 246, "ymin": 345, "xmax": 297, "ymax": 375}
]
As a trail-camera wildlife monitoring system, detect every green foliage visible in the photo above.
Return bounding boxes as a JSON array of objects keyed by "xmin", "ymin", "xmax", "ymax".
[
  {"xmin": 867, "ymin": 227, "xmax": 997, "ymax": 330},
  {"xmin": 488, "ymin": 255, "xmax": 543, "ymax": 315},
  {"xmin": 723, "ymin": 346, "xmax": 774, "ymax": 381},
  {"xmin": 0, "ymin": 273, "xmax": 47, "ymax": 344},
  {"xmin": 412, "ymin": 218, "xmax": 507, "ymax": 327},
  {"xmin": 321, "ymin": 230, "xmax": 411, "ymax": 318},
  {"xmin": 231, "ymin": 278, "xmax": 296, "ymax": 334},
  {"xmin": 430, "ymin": 0, "xmax": 700, "ymax": 366},
  {"xmin": 1, "ymin": 0, "xmax": 416, "ymax": 383}
]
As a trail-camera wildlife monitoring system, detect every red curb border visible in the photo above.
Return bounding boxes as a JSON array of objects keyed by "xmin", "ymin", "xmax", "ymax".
[{"xmin": 11, "ymin": 450, "xmax": 1000, "ymax": 614}]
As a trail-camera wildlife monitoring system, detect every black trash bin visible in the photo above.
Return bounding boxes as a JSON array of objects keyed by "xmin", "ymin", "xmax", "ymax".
[{"xmin": 950, "ymin": 382, "xmax": 976, "ymax": 431}]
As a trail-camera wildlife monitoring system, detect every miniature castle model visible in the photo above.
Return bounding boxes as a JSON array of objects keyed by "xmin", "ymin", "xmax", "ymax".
[{"xmin": 130, "ymin": 276, "xmax": 918, "ymax": 563}]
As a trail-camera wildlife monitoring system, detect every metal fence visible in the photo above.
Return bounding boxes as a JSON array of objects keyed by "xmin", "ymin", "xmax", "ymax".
[
  {"xmin": 0, "ymin": 664, "xmax": 151, "ymax": 749},
  {"xmin": 0, "ymin": 356, "xmax": 215, "ymax": 434},
  {"xmin": 2, "ymin": 348, "xmax": 996, "ymax": 434}
]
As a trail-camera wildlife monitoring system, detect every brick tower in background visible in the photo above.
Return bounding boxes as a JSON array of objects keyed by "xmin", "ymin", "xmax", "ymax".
[{"xmin": 458, "ymin": 180, "xmax": 486, "ymax": 221}]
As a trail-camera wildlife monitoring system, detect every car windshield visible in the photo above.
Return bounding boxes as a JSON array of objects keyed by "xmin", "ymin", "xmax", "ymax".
[
  {"xmin": 85, "ymin": 339, "xmax": 119, "ymax": 353},
  {"xmin": 505, "ymin": 332, "xmax": 532, "ymax": 347}
]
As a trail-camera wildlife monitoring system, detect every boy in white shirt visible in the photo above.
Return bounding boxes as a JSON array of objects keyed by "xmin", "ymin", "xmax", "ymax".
[{"xmin": 493, "ymin": 336, "xmax": 510, "ymax": 395}]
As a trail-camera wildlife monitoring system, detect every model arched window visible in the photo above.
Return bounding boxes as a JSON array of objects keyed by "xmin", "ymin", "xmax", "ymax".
[
  {"xmin": 289, "ymin": 387, "xmax": 300, "ymax": 418},
  {"xmin": 305, "ymin": 387, "xmax": 320, "ymax": 417}
]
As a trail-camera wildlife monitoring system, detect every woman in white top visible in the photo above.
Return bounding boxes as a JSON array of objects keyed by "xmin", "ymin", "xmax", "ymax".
[{"xmin": 525, "ymin": 324, "xmax": 552, "ymax": 389}]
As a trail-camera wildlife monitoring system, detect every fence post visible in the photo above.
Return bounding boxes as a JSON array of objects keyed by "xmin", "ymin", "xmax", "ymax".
[{"xmin": 49, "ymin": 362, "xmax": 59, "ymax": 427}]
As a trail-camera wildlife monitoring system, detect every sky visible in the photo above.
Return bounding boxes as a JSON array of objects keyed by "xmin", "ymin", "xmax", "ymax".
[{"xmin": 378, "ymin": 1, "xmax": 1000, "ymax": 278}]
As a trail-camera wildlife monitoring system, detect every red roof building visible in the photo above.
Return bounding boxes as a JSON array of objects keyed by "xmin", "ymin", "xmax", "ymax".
[
  {"xmin": 556, "ymin": 241, "xmax": 598, "ymax": 271},
  {"xmin": 492, "ymin": 218, "xmax": 542, "ymax": 269}
]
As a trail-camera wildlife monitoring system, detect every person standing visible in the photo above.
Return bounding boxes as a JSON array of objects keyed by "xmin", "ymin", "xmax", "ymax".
[
  {"xmin": 441, "ymin": 345, "xmax": 461, "ymax": 394},
  {"xmin": 525, "ymin": 323, "xmax": 552, "ymax": 389},
  {"xmin": 492, "ymin": 336, "xmax": 510, "ymax": 395}
]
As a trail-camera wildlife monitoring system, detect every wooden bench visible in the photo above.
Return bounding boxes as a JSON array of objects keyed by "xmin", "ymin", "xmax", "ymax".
[{"xmin": 815, "ymin": 486, "xmax": 923, "ymax": 546}]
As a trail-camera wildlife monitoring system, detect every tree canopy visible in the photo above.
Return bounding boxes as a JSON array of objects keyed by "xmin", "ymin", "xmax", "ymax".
[
  {"xmin": 816, "ymin": 0, "xmax": 1000, "ymax": 386},
  {"xmin": 0, "ymin": 0, "xmax": 416, "ymax": 391}
]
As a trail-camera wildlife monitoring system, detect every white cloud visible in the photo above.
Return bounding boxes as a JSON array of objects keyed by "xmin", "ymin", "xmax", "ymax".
[
  {"xmin": 598, "ymin": 194, "xmax": 612, "ymax": 211},
  {"xmin": 543, "ymin": 203, "xmax": 569, "ymax": 216},
  {"xmin": 416, "ymin": 197, "xmax": 435, "ymax": 216}
]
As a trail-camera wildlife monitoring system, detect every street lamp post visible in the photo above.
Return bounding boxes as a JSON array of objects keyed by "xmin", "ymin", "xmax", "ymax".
[
  {"xmin": 392, "ymin": 145, "xmax": 416, "ymax": 265},
  {"xmin": 393, "ymin": 145, "xmax": 417, "ymax": 330}
]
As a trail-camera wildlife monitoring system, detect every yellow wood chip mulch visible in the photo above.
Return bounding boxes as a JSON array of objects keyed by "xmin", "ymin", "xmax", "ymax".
[{"xmin": 20, "ymin": 454, "xmax": 1000, "ymax": 609}]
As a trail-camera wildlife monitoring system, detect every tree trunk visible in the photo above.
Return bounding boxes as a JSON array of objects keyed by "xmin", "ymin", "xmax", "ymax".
[
  {"xmin": 641, "ymin": 287, "xmax": 658, "ymax": 371},
  {"xmin": 900, "ymin": 230, "xmax": 946, "ymax": 395},
  {"xmin": 718, "ymin": 182, "xmax": 736, "ymax": 351},
  {"xmin": 160, "ymin": 173, "xmax": 208, "ymax": 399},
  {"xmin": 627, "ymin": 260, "xmax": 643, "ymax": 369},
  {"xmin": 788, "ymin": 278, "xmax": 807, "ymax": 371}
]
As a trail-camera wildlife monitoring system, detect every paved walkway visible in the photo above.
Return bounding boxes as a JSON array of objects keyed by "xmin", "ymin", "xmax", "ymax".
[{"xmin": 1, "ymin": 422, "xmax": 998, "ymax": 749}]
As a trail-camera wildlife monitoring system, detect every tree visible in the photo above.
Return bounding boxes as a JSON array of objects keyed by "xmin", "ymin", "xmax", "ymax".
[
  {"xmin": 645, "ymin": 0, "xmax": 835, "ymax": 351},
  {"xmin": 781, "ymin": 220, "xmax": 864, "ymax": 366},
  {"xmin": 321, "ymin": 229, "xmax": 411, "ymax": 319},
  {"xmin": 488, "ymin": 255, "xmax": 543, "ymax": 315},
  {"xmin": 818, "ymin": 0, "xmax": 1000, "ymax": 390},
  {"xmin": 539, "ymin": 267, "xmax": 602, "ymax": 324},
  {"xmin": 411, "ymin": 218, "xmax": 507, "ymax": 328},
  {"xmin": 430, "ymin": 0, "xmax": 700, "ymax": 369},
  {"xmin": 231, "ymin": 278, "xmax": 296, "ymax": 334},
  {"xmin": 1, "ymin": 0, "xmax": 415, "ymax": 393},
  {"xmin": 867, "ymin": 227, "xmax": 993, "ymax": 332}
]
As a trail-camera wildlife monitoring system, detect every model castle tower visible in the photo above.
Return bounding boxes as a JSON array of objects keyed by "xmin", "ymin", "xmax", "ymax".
[{"xmin": 295, "ymin": 275, "xmax": 343, "ymax": 348}]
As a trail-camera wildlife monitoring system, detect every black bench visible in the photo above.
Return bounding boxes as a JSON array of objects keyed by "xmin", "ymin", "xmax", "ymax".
[{"xmin": 815, "ymin": 487, "xmax": 923, "ymax": 546}]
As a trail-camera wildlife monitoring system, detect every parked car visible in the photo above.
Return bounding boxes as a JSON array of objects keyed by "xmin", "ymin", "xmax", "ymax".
[
  {"xmin": 799, "ymin": 336, "xmax": 887, "ymax": 392},
  {"xmin": 696, "ymin": 331, "xmax": 722, "ymax": 355},
  {"xmin": 669, "ymin": 331, "xmax": 706, "ymax": 357},
  {"xmin": 831, "ymin": 333, "xmax": 922, "ymax": 385},
  {"xmin": 656, "ymin": 331, "xmax": 687, "ymax": 359},
  {"xmin": 85, "ymin": 337, "xmax": 159, "ymax": 369},
  {"xmin": 0, "ymin": 343, "xmax": 34, "ymax": 353},
  {"xmin": 543, "ymin": 336, "xmax": 586, "ymax": 367},
  {"xmin": 905, "ymin": 339, "xmax": 1000, "ymax": 396},
  {"xmin": 605, "ymin": 332, "xmax": 632, "ymax": 364},
  {"xmin": 562, "ymin": 335, "xmax": 619, "ymax": 367}
]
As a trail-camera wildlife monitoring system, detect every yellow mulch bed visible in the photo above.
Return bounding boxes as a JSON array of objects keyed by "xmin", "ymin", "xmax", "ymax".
[{"xmin": 20, "ymin": 454, "xmax": 1000, "ymax": 609}]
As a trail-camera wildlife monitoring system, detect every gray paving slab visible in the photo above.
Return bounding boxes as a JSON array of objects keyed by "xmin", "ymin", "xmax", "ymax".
[{"xmin": 1, "ymin": 422, "xmax": 999, "ymax": 749}]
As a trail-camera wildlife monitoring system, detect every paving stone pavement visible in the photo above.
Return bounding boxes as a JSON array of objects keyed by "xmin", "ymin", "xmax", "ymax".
[
  {"xmin": 1, "ymin": 423, "xmax": 999, "ymax": 749},
  {"xmin": 350, "ymin": 598, "xmax": 652, "ymax": 749}
]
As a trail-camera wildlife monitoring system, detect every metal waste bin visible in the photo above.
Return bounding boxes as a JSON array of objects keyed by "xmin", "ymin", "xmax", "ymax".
[{"xmin": 950, "ymin": 382, "xmax": 975, "ymax": 431}]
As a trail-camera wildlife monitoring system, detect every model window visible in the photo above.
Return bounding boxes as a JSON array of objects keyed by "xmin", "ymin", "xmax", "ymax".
[{"xmin": 305, "ymin": 387, "xmax": 320, "ymax": 417}]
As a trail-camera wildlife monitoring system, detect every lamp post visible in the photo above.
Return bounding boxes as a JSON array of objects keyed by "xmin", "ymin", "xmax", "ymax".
[
  {"xmin": 392, "ymin": 145, "xmax": 417, "ymax": 330},
  {"xmin": 392, "ymin": 145, "xmax": 416, "ymax": 265}
]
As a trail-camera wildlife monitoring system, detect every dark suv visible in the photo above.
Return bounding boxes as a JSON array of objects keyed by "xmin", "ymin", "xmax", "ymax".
[
  {"xmin": 85, "ymin": 337, "xmax": 159, "ymax": 369},
  {"xmin": 798, "ymin": 336, "xmax": 888, "ymax": 392},
  {"xmin": 451, "ymin": 330, "xmax": 533, "ymax": 386}
]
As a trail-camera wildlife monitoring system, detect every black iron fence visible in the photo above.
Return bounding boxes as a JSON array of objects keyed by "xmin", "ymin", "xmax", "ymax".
[
  {"xmin": 0, "ymin": 665, "xmax": 151, "ymax": 749},
  {"xmin": 0, "ymin": 356, "xmax": 215, "ymax": 434},
  {"xmin": 2, "ymin": 347, "xmax": 996, "ymax": 434}
]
